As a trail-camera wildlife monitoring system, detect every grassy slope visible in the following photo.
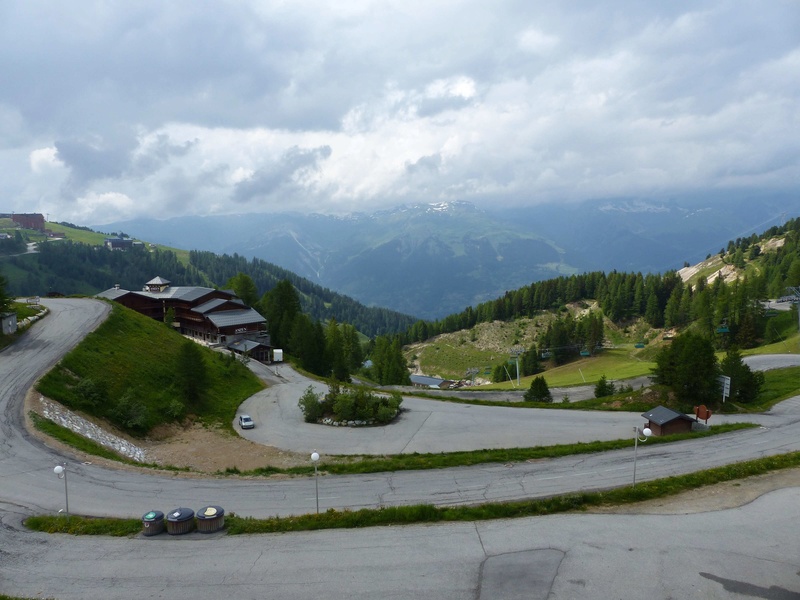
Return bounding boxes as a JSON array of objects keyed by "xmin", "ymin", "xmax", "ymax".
[{"xmin": 35, "ymin": 303, "xmax": 264, "ymax": 434}]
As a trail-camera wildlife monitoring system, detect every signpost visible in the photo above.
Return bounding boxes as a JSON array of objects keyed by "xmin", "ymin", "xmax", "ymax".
[{"xmin": 718, "ymin": 375, "xmax": 731, "ymax": 403}]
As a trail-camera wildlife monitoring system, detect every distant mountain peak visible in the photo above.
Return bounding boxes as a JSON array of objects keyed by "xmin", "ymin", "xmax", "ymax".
[{"xmin": 371, "ymin": 200, "xmax": 479, "ymax": 220}]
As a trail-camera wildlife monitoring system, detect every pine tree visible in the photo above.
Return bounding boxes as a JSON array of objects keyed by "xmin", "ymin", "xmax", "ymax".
[
  {"xmin": 175, "ymin": 340, "xmax": 208, "ymax": 409},
  {"xmin": 524, "ymin": 376, "xmax": 553, "ymax": 403},
  {"xmin": 225, "ymin": 272, "xmax": 259, "ymax": 307},
  {"xmin": 0, "ymin": 273, "xmax": 11, "ymax": 313},
  {"xmin": 594, "ymin": 375, "xmax": 615, "ymax": 398},
  {"xmin": 325, "ymin": 318, "xmax": 350, "ymax": 382},
  {"xmin": 653, "ymin": 332, "xmax": 720, "ymax": 405}
]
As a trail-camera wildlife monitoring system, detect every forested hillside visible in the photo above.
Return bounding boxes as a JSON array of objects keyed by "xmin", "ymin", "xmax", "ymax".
[
  {"xmin": 403, "ymin": 217, "xmax": 800, "ymax": 351},
  {"xmin": 0, "ymin": 237, "xmax": 416, "ymax": 338},
  {"xmin": 188, "ymin": 251, "xmax": 416, "ymax": 337}
]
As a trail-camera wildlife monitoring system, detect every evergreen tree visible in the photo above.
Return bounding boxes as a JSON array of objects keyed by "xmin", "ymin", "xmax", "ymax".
[
  {"xmin": 341, "ymin": 323, "xmax": 364, "ymax": 373},
  {"xmin": 0, "ymin": 273, "xmax": 10, "ymax": 313},
  {"xmin": 524, "ymin": 376, "xmax": 553, "ymax": 403},
  {"xmin": 652, "ymin": 332, "xmax": 720, "ymax": 405},
  {"xmin": 225, "ymin": 272, "xmax": 259, "ymax": 307},
  {"xmin": 262, "ymin": 279, "xmax": 301, "ymax": 348},
  {"xmin": 594, "ymin": 375, "xmax": 616, "ymax": 398},
  {"xmin": 175, "ymin": 340, "xmax": 208, "ymax": 409},
  {"xmin": 521, "ymin": 345, "xmax": 543, "ymax": 376},
  {"xmin": 644, "ymin": 289, "xmax": 662, "ymax": 327},
  {"xmin": 370, "ymin": 336, "xmax": 410, "ymax": 385},
  {"xmin": 720, "ymin": 347, "xmax": 764, "ymax": 404},
  {"xmin": 325, "ymin": 318, "xmax": 350, "ymax": 382}
]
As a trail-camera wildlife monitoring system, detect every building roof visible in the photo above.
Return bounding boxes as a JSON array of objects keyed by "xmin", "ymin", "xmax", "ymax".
[
  {"xmin": 641, "ymin": 405, "xmax": 694, "ymax": 426},
  {"xmin": 96, "ymin": 288, "xmax": 131, "ymax": 301},
  {"xmin": 193, "ymin": 297, "xmax": 246, "ymax": 314},
  {"xmin": 410, "ymin": 374, "xmax": 446, "ymax": 388},
  {"xmin": 206, "ymin": 308, "xmax": 266, "ymax": 329},
  {"xmin": 98, "ymin": 283, "xmax": 225, "ymax": 303},
  {"xmin": 146, "ymin": 276, "xmax": 171, "ymax": 286},
  {"xmin": 227, "ymin": 339, "xmax": 269, "ymax": 353}
]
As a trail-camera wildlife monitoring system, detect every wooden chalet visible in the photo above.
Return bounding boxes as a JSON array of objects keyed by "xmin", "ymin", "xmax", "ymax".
[
  {"xmin": 97, "ymin": 277, "xmax": 269, "ymax": 350},
  {"xmin": 641, "ymin": 405, "xmax": 695, "ymax": 436}
]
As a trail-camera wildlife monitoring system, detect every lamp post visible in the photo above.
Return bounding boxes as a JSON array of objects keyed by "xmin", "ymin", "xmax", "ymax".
[
  {"xmin": 632, "ymin": 426, "xmax": 652, "ymax": 488},
  {"xmin": 311, "ymin": 451, "xmax": 320, "ymax": 514},
  {"xmin": 53, "ymin": 463, "xmax": 69, "ymax": 517}
]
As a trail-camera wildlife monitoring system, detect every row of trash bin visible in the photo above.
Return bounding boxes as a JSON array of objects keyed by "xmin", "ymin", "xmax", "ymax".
[{"xmin": 142, "ymin": 506, "xmax": 225, "ymax": 536}]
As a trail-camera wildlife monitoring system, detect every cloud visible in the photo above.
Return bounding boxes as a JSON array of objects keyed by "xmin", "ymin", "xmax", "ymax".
[
  {"xmin": 0, "ymin": 1, "xmax": 797, "ymax": 223},
  {"xmin": 233, "ymin": 145, "xmax": 333, "ymax": 204},
  {"xmin": 55, "ymin": 129, "xmax": 139, "ymax": 189},
  {"xmin": 29, "ymin": 147, "xmax": 63, "ymax": 173}
]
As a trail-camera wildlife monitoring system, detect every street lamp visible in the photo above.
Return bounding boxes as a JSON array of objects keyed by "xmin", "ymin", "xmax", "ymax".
[
  {"xmin": 632, "ymin": 426, "xmax": 652, "ymax": 488},
  {"xmin": 53, "ymin": 463, "xmax": 69, "ymax": 517},
  {"xmin": 311, "ymin": 451, "xmax": 320, "ymax": 514}
]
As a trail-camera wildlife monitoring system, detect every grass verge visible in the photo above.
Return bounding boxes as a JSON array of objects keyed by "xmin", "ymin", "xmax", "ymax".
[
  {"xmin": 221, "ymin": 424, "xmax": 755, "ymax": 476},
  {"xmin": 315, "ymin": 423, "xmax": 755, "ymax": 475},
  {"xmin": 25, "ymin": 450, "xmax": 800, "ymax": 536}
]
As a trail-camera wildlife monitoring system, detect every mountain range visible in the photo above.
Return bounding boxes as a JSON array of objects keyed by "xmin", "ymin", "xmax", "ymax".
[{"xmin": 99, "ymin": 192, "xmax": 799, "ymax": 320}]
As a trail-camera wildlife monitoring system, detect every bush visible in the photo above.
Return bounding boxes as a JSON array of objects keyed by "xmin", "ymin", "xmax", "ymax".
[
  {"xmin": 164, "ymin": 398, "xmax": 185, "ymax": 420},
  {"xmin": 302, "ymin": 383, "xmax": 402, "ymax": 424},
  {"xmin": 298, "ymin": 385, "xmax": 324, "ymax": 423},
  {"xmin": 112, "ymin": 390, "xmax": 150, "ymax": 432},
  {"xmin": 73, "ymin": 378, "xmax": 107, "ymax": 410},
  {"xmin": 333, "ymin": 394, "xmax": 356, "ymax": 421}
]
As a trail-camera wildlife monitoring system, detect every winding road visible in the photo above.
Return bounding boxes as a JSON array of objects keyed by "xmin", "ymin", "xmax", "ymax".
[{"xmin": 2, "ymin": 298, "xmax": 799, "ymax": 599}]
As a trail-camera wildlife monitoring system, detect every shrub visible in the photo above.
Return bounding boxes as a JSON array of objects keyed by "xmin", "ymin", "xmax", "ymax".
[
  {"xmin": 164, "ymin": 398, "xmax": 185, "ymax": 420},
  {"xmin": 73, "ymin": 378, "xmax": 107, "ymax": 410},
  {"xmin": 298, "ymin": 385, "xmax": 324, "ymax": 423},
  {"xmin": 333, "ymin": 393, "xmax": 356, "ymax": 421},
  {"xmin": 303, "ymin": 383, "xmax": 402, "ymax": 424},
  {"xmin": 112, "ymin": 390, "xmax": 150, "ymax": 432},
  {"xmin": 375, "ymin": 405, "xmax": 395, "ymax": 424}
]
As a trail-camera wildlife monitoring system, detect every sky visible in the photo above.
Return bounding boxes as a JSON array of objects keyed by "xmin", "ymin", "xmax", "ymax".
[{"xmin": 1, "ymin": 1, "xmax": 798, "ymax": 225}]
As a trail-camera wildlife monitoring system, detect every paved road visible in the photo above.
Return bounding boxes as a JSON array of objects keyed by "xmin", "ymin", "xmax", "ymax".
[
  {"xmin": 2, "ymin": 487, "xmax": 798, "ymax": 599},
  {"xmin": 2, "ymin": 299, "xmax": 800, "ymax": 599},
  {"xmin": 1, "ymin": 299, "xmax": 798, "ymax": 521},
  {"xmin": 241, "ymin": 364, "xmax": 768, "ymax": 455}
]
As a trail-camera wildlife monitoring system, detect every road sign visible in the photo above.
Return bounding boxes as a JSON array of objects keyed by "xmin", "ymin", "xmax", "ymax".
[{"xmin": 718, "ymin": 375, "xmax": 731, "ymax": 402}]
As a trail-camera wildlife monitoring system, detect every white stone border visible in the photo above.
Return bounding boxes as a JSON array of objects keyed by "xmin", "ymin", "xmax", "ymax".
[{"xmin": 39, "ymin": 396, "xmax": 149, "ymax": 463}]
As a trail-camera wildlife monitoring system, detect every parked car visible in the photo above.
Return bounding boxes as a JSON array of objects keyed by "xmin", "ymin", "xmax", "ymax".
[{"xmin": 238, "ymin": 414, "xmax": 254, "ymax": 429}]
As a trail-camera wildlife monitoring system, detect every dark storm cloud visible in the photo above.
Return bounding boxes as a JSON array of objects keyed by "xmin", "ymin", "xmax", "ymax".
[
  {"xmin": 55, "ymin": 130, "xmax": 140, "ymax": 188},
  {"xmin": 233, "ymin": 145, "xmax": 333, "ymax": 204}
]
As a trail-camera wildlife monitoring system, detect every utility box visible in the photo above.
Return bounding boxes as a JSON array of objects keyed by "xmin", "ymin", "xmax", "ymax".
[{"xmin": 273, "ymin": 349, "xmax": 283, "ymax": 362}]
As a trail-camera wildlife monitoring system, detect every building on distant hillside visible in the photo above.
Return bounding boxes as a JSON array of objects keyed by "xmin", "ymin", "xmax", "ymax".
[
  {"xmin": 97, "ymin": 276, "xmax": 274, "ymax": 359},
  {"xmin": 104, "ymin": 237, "xmax": 134, "ymax": 250},
  {"xmin": 410, "ymin": 374, "xmax": 454, "ymax": 389},
  {"xmin": 12, "ymin": 213, "xmax": 45, "ymax": 232}
]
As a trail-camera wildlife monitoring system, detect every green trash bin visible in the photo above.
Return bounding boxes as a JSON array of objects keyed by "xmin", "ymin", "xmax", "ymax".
[{"xmin": 142, "ymin": 510, "xmax": 165, "ymax": 536}]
